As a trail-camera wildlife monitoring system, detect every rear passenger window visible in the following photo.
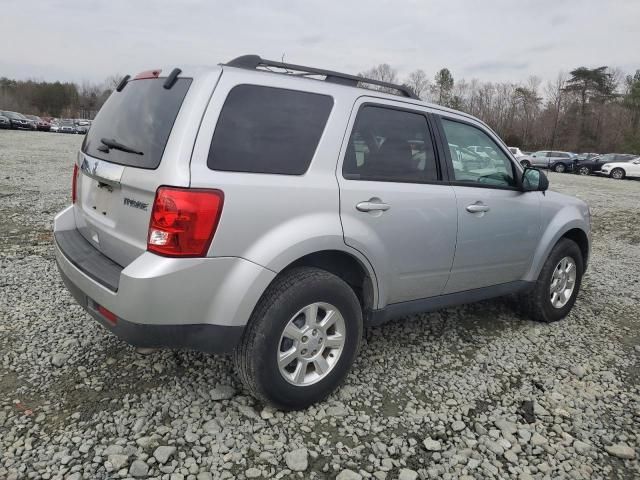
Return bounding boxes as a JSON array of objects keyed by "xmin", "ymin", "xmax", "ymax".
[
  {"xmin": 207, "ymin": 85, "xmax": 333, "ymax": 175},
  {"xmin": 343, "ymin": 106, "xmax": 438, "ymax": 183}
]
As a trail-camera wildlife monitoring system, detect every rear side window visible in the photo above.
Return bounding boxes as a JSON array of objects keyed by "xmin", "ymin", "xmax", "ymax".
[
  {"xmin": 342, "ymin": 105, "xmax": 438, "ymax": 183},
  {"xmin": 207, "ymin": 85, "xmax": 333, "ymax": 175},
  {"xmin": 82, "ymin": 78, "xmax": 192, "ymax": 169}
]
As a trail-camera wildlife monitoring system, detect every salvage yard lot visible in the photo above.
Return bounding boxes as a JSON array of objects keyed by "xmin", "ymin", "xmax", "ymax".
[{"xmin": 0, "ymin": 130, "xmax": 638, "ymax": 479}]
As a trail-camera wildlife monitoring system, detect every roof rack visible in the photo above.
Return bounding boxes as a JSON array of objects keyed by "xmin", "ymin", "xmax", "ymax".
[{"xmin": 225, "ymin": 55, "xmax": 419, "ymax": 99}]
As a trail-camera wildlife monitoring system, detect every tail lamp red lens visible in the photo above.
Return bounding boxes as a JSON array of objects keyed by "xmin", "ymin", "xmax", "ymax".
[
  {"xmin": 72, "ymin": 163, "xmax": 79, "ymax": 203},
  {"xmin": 147, "ymin": 187, "xmax": 224, "ymax": 257}
]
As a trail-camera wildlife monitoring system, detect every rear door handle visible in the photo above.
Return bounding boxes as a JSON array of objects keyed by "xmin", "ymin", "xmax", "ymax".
[
  {"xmin": 356, "ymin": 201, "xmax": 391, "ymax": 212},
  {"xmin": 466, "ymin": 203, "xmax": 490, "ymax": 213}
]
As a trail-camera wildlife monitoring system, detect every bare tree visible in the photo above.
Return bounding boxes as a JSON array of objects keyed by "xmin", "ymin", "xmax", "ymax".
[
  {"xmin": 545, "ymin": 73, "xmax": 567, "ymax": 148},
  {"xmin": 405, "ymin": 69, "xmax": 429, "ymax": 100},
  {"xmin": 358, "ymin": 64, "xmax": 399, "ymax": 93}
]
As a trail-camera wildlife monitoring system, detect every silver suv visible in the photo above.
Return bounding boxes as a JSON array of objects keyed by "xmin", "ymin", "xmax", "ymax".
[{"xmin": 54, "ymin": 55, "xmax": 591, "ymax": 409}]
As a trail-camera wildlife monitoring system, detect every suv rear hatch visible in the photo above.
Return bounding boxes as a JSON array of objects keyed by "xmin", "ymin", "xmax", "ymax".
[{"xmin": 74, "ymin": 70, "xmax": 211, "ymax": 267}]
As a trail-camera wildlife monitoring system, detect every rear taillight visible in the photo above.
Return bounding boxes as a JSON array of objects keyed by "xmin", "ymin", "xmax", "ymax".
[
  {"xmin": 147, "ymin": 187, "xmax": 224, "ymax": 257},
  {"xmin": 72, "ymin": 164, "xmax": 78, "ymax": 203}
]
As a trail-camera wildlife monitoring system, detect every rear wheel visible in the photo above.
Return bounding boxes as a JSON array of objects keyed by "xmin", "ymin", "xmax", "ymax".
[
  {"xmin": 518, "ymin": 238, "xmax": 584, "ymax": 323},
  {"xmin": 578, "ymin": 166, "xmax": 591, "ymax": 175},
  {"xmin": 553, "ymin": 163, "xmax": 566, "ymax": 173},
  {"xmin": 233, "ymin": 267, "xmax": 363, "ymax": 410},
  {"xmin": 610, "ymin": 168, "xmax": 625, "ymax": 180}
]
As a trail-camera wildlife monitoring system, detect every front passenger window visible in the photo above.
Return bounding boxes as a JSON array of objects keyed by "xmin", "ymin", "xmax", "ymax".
[{"xmin": 441, "ymin": 118, "xmax": 516, "ymax": 188}]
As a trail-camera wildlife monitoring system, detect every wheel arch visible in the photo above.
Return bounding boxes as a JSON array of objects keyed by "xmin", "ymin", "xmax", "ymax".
[
  {"xmin": 524, "ymin": 213, "xmax": 590, "ymax": 282},
  {"xmin": 281, "ymin": 249, "xmax": 378, "ymax": 322}
]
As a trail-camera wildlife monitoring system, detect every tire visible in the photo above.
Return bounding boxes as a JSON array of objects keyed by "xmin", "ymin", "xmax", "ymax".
[
  {"xmin": 553, "ymin": 163, "xmax": 566, "ymax": 173},
  {"xmin": 233, "ymin": 267, "xmax": 363, "ymax": 410},
  {"xmin": 578, "ymin": 166, "xmax": 591, "ymax": 175},
  {"xmin": 610, "ymin": 168, "xmax": 625, "ymax": 180},
  {"xmin": 520, "ymin": 160, "xmax": 531, "ymax": 168},
  {"xmin": 518, "ymin": 238, "xmax": 584, "ymax": 323}
]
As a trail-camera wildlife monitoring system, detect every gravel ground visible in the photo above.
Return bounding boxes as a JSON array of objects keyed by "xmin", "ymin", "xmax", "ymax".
[{"xmin": 1, "ymin": 130, "xmax": 639, "ymax": 480}]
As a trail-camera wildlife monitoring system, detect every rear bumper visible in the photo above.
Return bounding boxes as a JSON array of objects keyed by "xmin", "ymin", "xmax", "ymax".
[{"xmin": 54, "ymin": 206, "xmax": 276, "ymax": 353}]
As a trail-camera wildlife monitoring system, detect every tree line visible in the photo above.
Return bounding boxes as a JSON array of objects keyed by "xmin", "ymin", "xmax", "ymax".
[
  {"xmin": 0, "ymin": 75, "xmax": 121, "ymax": 119},
  {"xmin": 2, "ymin": 65, "xmax": 639, "ymax": 154},
  {"xmin": 361, "ymin": 64, "xmax": 640, "ymax": 154}
]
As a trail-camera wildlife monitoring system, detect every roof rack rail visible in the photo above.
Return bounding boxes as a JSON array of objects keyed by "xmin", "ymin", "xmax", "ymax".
[{"xmin": 225, "ymin": 54, "xmax": 419, "ymax": 99}]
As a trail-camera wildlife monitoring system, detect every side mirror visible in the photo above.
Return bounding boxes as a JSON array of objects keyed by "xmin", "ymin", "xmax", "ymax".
[{"xmin": 522, "ymin": 167, "xmax": 548, "ymax": 192}]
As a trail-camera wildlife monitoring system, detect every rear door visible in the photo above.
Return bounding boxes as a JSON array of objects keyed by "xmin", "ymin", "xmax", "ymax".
[
  {"xmin": 338, "ymin": 98, "xmax": 457, "ymax": 306},
  {"xmin": 530, "ymin": 151, "xmax": 549, "ymax": 168},
  {"xmin": 74, "ymin": 70, "xmax": 218, "ymax": 266}
]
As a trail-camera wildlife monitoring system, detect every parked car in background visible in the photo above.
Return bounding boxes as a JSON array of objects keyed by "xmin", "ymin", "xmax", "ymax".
[
  {"xmin": 526, "ymin": 150, "xmax": 575, "ymax": 172},
  {"xmin": 0, "ymin": 114, "xmax": 10, "ymax": 129},
  {"xmin": 0, "ymin": 111, "xmax": 34, "ymax": 130},
  {"xmin": 58, "ymin": 120, "xmax": 77, "ymax": 134},
  {"xmin": 575, "ymin": 152, "xmax": 599, "ymax": 161},
  {"xmin": 575, "ymin": 153, "xmax": 637, "ymax": 176},
  {"xmin": 54, "ymin": 56, "xmax": 591, "ymax": 408},
  {"xmin": 599, "ymin": 156, "xmax": 640, "ymax": 179},
  {"xmin": 508, "ymin": 147, "xmax": 525, "ymax": 157},
  {"xmin": 25, "ymin": 115, "xmax": 51, "ymax": 131},
  {"xmin": 75, "ymin": 120, "xmax": 91, "ymax": 134},
  {"xmin": 50, "ymin": 122, "xmax": 60, "ymax": 133}
]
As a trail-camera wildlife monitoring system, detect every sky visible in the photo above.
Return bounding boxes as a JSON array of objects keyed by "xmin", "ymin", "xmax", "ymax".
[{"xmin": 1, "ymin": 0, "xmax": 638, "ymax": 86}]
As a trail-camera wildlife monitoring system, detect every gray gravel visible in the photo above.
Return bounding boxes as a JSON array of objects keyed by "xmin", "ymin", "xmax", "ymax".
[{"xmin": 1, "ymin": 130, "xmax": 639, "ymax": 479}]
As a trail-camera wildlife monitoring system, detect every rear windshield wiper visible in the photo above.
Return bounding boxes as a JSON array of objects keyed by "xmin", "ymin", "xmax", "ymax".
[{"xmin": 98, "ymin": 138, "xmax": 144, "ymax": 155}]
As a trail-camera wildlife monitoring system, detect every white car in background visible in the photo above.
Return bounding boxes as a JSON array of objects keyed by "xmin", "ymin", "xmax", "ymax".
[
  {"xmin": 509, "ymin": 147, "xmax": 534, "ymax": 167},
  {"xmin": 599, "ymin": 157, "xmax": 640, "ymax": 179}
]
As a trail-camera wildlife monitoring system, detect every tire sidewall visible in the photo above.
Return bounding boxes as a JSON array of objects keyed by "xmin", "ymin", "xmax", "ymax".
[
  {"xmin": 537, "ymin": 240, "xmax": 584, "ymax": 322},
  {"xmin": 610, "ymin": 168, "xmax": 625, "ymax": 179},
  {"xmin": 251, "ymin": 270, "xmax": 362, "ymax": 409}
]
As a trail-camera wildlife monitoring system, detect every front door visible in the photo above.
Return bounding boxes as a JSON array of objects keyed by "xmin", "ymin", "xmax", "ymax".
[
  {"xmin": 437, "ymin": 116, "xmax": 542, "ymax": 293},
  {"xmin": 338, "ymin": 100, "xmax": 458, "ymax": 307}
]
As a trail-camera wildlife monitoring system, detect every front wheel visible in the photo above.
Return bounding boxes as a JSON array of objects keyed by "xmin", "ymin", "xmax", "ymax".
[
  {"xmin": 553, "ymin": 163, "xmax": 566, "ymax": 173},
  {"xmin": 233, "ymin": 267, "xmax": 363, "ymax": 410},
  {"xmin": 518, "ymin": 238, "xmax": 584, "ymax": 323},
  {"xmin": 610, "ymin": 168, "xmax": 625, "ymax": 180},
  {"xmin": 578, "ymin": 166, "xmax": 591, "ymax": 175}
]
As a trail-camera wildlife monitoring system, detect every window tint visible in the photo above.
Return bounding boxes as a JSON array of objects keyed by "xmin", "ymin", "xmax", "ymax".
[
  {"xmin": 208, "ymin": 85, "xmax": 333, "ymax": 175},
  {"xmin": 82, "ymin": 78, "xmax": 192, "ymax": 169},
  {"xmin": 441, "ymin": 118, "xmax": 517, "ymax": 188},
  {"xmin": 342, "ymin": 106, "xmax": 438, "ymax": 183}
]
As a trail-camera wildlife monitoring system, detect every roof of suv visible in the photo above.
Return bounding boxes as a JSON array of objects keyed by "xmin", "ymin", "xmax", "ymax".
[{"xmin": 152, "ymin": 56, "xmax": 484, "ymax": 126}]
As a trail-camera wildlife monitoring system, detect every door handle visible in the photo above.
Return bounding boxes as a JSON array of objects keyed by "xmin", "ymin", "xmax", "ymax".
[
  {"xmin": 466, "ymin": 203, "xmax": 490, "ymax": 213},
  {"xmin": 356, "ymin": 200, "xmax": 391, "ymax": 212}
]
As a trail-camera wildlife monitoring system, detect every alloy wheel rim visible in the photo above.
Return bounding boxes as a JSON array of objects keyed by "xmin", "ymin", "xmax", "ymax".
[
  {"xmin": 550, "ymin": 256, "xmax": 577, "ymax": 309},
  {"xmin": 612, "ymin": 169, "xmax": 623, "ymax": 179},
  {"xmin": 579, "ymin": 167, "xmax": 589, "ymax": 175},
  {"xmin": 277, "ymin": 302, "xmax": 346, "ymax": 386},
  {"xmin": 556, "ymin": 164, "xmax": 565, "ymax": 172}
]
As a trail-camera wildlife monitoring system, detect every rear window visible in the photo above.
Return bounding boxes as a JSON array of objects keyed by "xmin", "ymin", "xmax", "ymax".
[
  {"xmin": 207, "ymin": 85, "xmax": 333, "ymax": 175},
  {"xmin": 82, "ymin": 78, "xmax": 192, "ymax": 169}
]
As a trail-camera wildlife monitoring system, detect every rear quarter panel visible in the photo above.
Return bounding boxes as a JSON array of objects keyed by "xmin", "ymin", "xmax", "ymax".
[{"xmin": 188, "ymin": 68, "xmax": 379, "ymax": 302}]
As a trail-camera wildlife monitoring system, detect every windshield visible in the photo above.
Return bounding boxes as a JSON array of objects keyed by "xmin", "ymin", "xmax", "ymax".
[{"xmin": 82, "ymin": 77, "xmax": 192, "ymax": 169}]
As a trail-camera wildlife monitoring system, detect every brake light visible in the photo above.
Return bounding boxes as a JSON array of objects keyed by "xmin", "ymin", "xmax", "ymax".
[
  {"xmin": 147, "ymin": 187, "xmax": 224, "ymax": 257},
  {"xmin": 134, "ymin": 69, "xmax": 162, "ymax": 80},
  {"xmin": 72, "ymin": 164, "xmax": 78, "ymax": 203}
]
